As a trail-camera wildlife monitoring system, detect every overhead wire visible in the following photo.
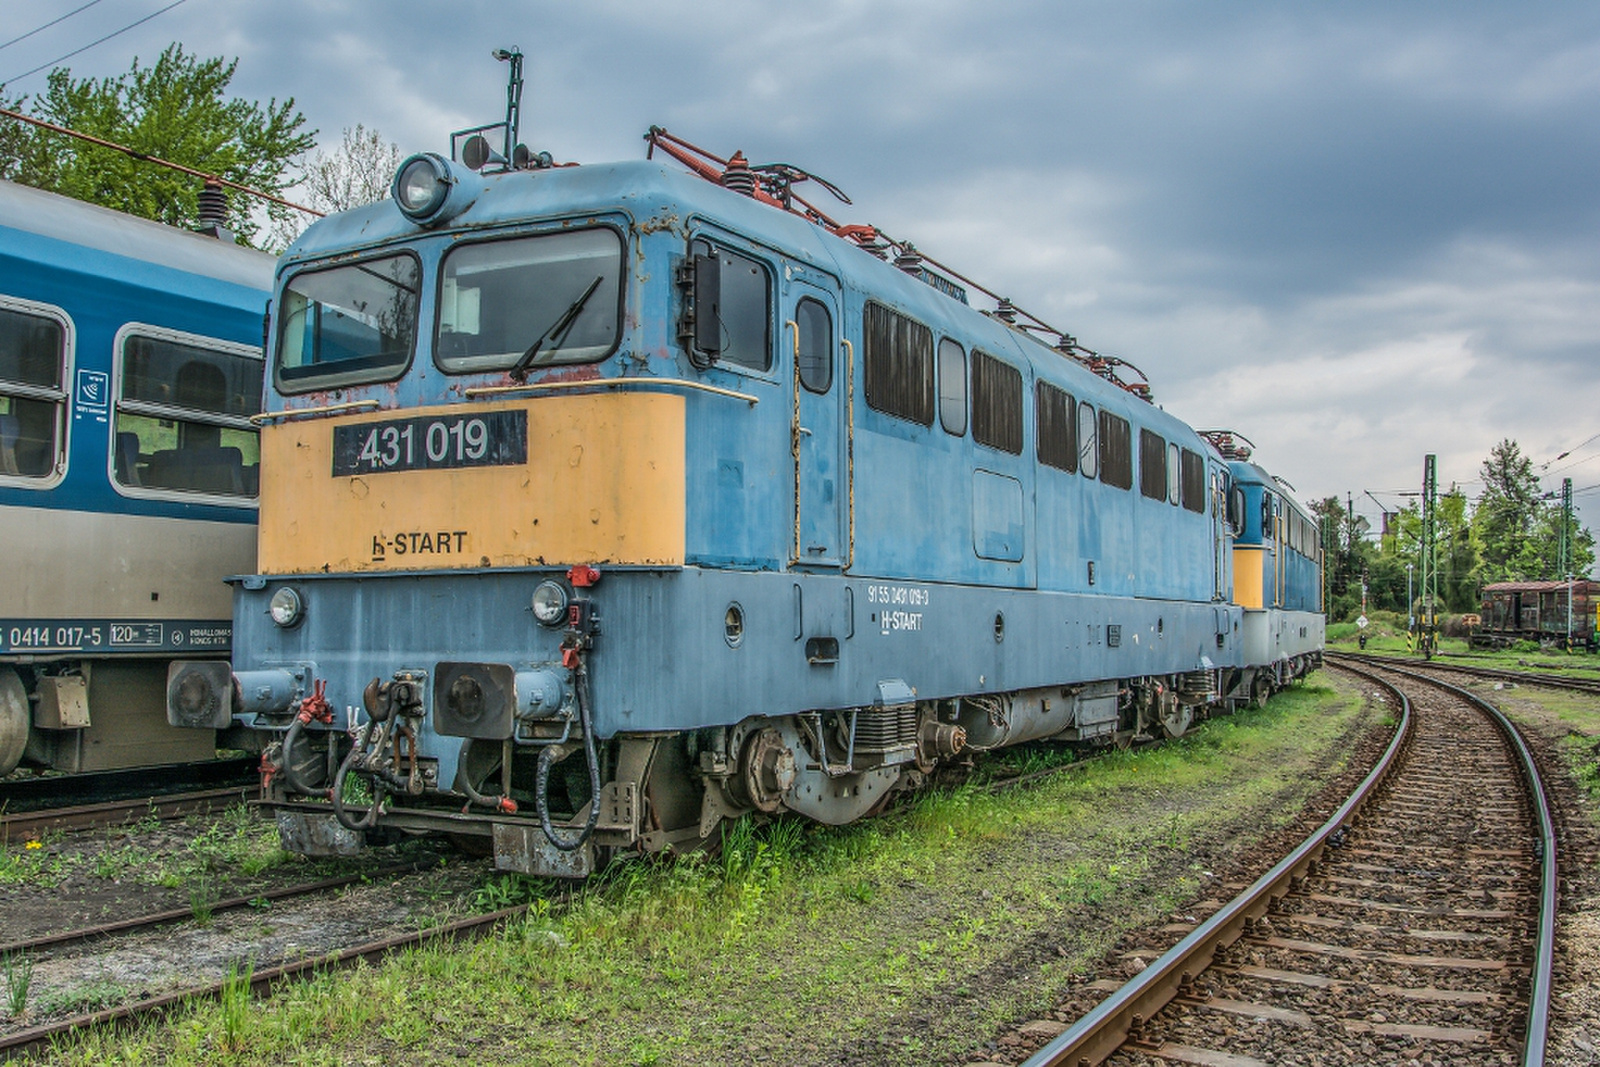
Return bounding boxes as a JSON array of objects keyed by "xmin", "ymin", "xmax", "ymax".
[
  {"xmin": 3, "ymin": 0, "xmax": 189, "ymax": 85},
  {"xmin": 0, "ymin": 0, "xmax": 110, "ymax": 53}
]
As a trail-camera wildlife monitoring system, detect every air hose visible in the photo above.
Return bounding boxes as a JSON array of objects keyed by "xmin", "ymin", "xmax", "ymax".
[
  {"xmin": 332, "ymin": 721, "xmax": 384, "ymax": 832},
  {"xmin": 536, "ymin": 663, "xmax": 601, "ymax": 851}
]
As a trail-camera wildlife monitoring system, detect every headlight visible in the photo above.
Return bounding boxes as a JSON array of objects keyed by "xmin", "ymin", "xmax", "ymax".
[
  {"xmin": 268, "ymin": 586, "xmax": 304, "ymax": 628},
  {"xmin": 392, "ymin": 153, "xmax": 453, "ymax": 222},
  {"xmin": 531, "ymin": 580, "xmax": 569, "ymax": 627}
]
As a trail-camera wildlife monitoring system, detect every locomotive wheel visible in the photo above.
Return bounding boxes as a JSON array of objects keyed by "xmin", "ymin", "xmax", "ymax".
[
  {"xmin": 0, "ymin": 669, "xmax": 28, "ymax": 777},
  {"xmin": 1251, "ymin": 673, "xmax": 1272, "ymax": 709},
  {"xmin": 1159, "ymin": 702, "xmax": 1193, "ymax": 739}
]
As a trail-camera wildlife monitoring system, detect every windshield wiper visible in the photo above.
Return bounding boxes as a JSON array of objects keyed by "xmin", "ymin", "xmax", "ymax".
[{"xmin": 509, "ymin": 275, "xmax": 605, "ymax": 380}]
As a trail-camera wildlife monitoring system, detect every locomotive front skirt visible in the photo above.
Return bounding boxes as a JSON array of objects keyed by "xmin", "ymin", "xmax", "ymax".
[{"xmin": 166, "ymin": 151, "xmax": 1323, "ymax": 876}]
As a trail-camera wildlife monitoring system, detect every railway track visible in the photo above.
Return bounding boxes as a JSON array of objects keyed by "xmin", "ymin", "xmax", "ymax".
[
  {"xmin": 1020, "ymin": 658, "xmax": 1558, "ymax": 1066},
  {"xmin": 1338, "ymin": 648, "xmax": 1600, "ymax": 697},
  {"xmin": 0, "ymin": 860, "xmax": 493, "ymax": 1061},
  {"xmin": 1, "ymin": 757, "xmax": 258, "ymax": 843}
]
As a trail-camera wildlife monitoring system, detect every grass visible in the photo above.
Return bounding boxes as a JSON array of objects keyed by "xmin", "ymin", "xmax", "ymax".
[
  {"xmin": 2, "ymin": 951, "xmax": 31, "ymax": 1019},
  {"xmin": 0, "ymin": 801, "xmax": 292, "ymax": 892},
  {"xmin": 55, "ymin": 676, "xmax": 1374, "ymax": 1065}
]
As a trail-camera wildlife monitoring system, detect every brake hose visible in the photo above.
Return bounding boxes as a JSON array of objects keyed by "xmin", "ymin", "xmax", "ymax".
[{"xmin": 536, "ymin": 663, "xmax": 601, "ymax": 851}]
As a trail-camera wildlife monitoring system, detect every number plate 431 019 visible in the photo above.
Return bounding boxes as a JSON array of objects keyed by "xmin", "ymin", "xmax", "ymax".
[{"xmin": 332, "ymin": 410, "xmax": 528, "ymax": 476}]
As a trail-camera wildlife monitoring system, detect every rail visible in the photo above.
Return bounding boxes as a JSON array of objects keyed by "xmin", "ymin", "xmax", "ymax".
[{"xmin": 1021, "ymin": 661, "xmax": 1414, "ymax": 1066}]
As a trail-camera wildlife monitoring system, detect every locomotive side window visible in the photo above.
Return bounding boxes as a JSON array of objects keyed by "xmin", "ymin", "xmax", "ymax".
[
  {"xmin": 0, "ymin": 301, "xmax": 69, "ymax": 483},
  {"xmin": 863, "ymin": 302, "xmax": 933, "ymax": 425},
  {"xmin": 1138, "ymin": 428, "xmax": 1166, "ymax": 500},
  {"xmin": 1035, "ymin": 381, "xmax": 1076, "ymax": 473},
  {"xmin": 795, "ymin": 297, "xmax": 832, "ymax": 393},
  {"xmin": 1180, "ymin": 448, "xmax": 1206, "ymax": 513},
  {"xmin": 689, "ymin": 239, "xmax": 770, "ymax": 371},
  {"xmin": 1077, "ymin": 401, "xmax": 1098, "ymax": 479},
  {"xmin": 114, "ymin": 329, "xmax": 262, "ymax": 499},
  {"xmin": 938, "ymin": 338, "xmax": 966, "ymax": 435},
  {"xmin": 277, "ymin": 252, "xmax": 420, "ymax": 393},
  {"xmin": 437, "ymin": 228, "xmax": 623, "ymax": 372},
  {"xmin": 971, "ymin": 350, "xmax": 1022, "ymax": 455},
  {"xmin": 1262, "ymin": 493, "xmax": 1275, "ymax": 538},
  {"xmin": 1099, "ymin": 410, "xmax": 1133, "ymax": 490},
  {"xmin": 1167, "ymin": 443, "xmax": 1182, "ymax": 505}
]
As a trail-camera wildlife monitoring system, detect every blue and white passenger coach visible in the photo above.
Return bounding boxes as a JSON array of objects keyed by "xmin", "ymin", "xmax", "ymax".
[
  {"xmin": 1, "ymin": 179, "xmax": 272, "ymax": 776},
  {"xmin": 169, "ymin": 135, "xmax": 1318, "ymax": 875}
]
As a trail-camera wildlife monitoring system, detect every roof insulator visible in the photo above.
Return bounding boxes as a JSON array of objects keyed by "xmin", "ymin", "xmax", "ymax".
[
  {"xmin": 1056, "ymin": 333, "xmax": 1077, "ymax": 353},
  {"xmin": 195, "ymin": 179, "xmax": 233, "ymax": 241},
  {"xmin": 720, "ymin": 152, "xmax": 756, "ymax": 196},
  {"xmin": 894, "ymin": 243, "xmax": 923, "ymax": 275},
  {"xmin": 995, "ymin": 298, "xmax": 1017, "ymax": 324}
]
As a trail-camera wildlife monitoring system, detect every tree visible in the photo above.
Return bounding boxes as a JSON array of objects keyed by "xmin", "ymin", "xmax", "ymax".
[
  {"xmin": 303, "ymin": 124, "xmax": 401, "ymax": 213},
  {"xmin": 267, "ymin": 124, "xmax": 402, "ymax": 249},
  {"xmin": 0, "ymin": 45, "xmax": 314, "ymax": 247},
  {"xmin": 1471, "ymin": 439, "xmax": 1544, "ymax": 583}
]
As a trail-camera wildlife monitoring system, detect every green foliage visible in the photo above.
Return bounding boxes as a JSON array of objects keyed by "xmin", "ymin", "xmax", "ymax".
[
  {"xmin": 0, "ymin": 44, "xmax": 314, "ymax": 247},
  {"xmin": 219, "ymin": 960, "xmax": 254, "ymax": 1054},
  {"xmin": 2, "ymin": 951, "xmax": 31, "ymax": 1018}
]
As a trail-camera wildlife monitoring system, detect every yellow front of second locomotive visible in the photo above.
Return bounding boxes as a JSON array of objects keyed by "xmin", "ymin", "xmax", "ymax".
[{"xmin": 256, "ymin": 393, "xmax": 686, "ymax": 574}]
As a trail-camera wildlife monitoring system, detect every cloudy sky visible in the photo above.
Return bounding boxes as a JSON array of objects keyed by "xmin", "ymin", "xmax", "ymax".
[{"xmin": 7, "ymin": 0, "xmax": 1600, "ymax": 564}]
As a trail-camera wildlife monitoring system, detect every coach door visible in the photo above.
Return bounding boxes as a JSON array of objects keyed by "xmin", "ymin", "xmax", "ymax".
[
  {"xmin": 785, "ymin": 274, "xmax": 846, "ymax": 568},
  {"xmin": 1211, "ymin": 463, "xmax": 1229, "ymax": 601}
]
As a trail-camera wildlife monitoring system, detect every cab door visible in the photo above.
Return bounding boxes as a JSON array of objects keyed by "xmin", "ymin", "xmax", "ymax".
[{"xmin": 785, "ymin": 273, "xmax": 845, "ymax": 568}]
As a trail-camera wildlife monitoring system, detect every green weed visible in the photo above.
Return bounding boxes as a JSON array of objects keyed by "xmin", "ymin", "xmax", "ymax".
[
  {"xmin": 2, "ymin": 951, "xmax": 31, "ymax": 1018},
  {"xmin": 219, "ymin": 960, "xmax": 253, "ymax": 1053}
]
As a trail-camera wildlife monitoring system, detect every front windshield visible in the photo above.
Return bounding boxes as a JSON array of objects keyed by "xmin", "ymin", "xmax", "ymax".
[
  {"xmin": 276, "ymin": 253, "xmax": 420, "ymax": 392},
  {"xmin": 435, "ymin": 228, "xmax": 623, "ymax": 372}
]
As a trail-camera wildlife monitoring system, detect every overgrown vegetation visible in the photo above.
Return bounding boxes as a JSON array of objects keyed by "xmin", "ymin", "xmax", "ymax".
[{"xmin": 57, "ymin": 678, "xmax": 1377, "ymax": 1066}]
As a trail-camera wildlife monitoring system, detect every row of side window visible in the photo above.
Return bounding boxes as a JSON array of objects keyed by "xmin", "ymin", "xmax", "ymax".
[
  {"xmin": 1262, "ymin": 493, "xmax": 1321, "ymax": 558},
  {"xmin": 0, "ymin": 295, "xmax": 262, "ymax": 500},
  {"xmin": 861, "ymin": 300, "xmax": 1206, "ymax": 513}
]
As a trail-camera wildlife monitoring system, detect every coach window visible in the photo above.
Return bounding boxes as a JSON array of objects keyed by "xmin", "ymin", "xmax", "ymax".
[
  {"xmin": 1180, "ymin": 448, "xmax": 1206, "ymax": 513},
  {"xmin": 0, "ymin": 300, "xmax": 69, "ymax": 483},
  {"xmin": 1077, "ymin": 401, "xmax": 1098, "ymax": 479},
  {"xmin": 863, "ymin": 302, "xmax": 933, "ymax": 425},
  {"xmin": 971, "ymin": 350, "xmax": 1022, "ymax": 454},
  {"xmin": 114, "ymin": 329, "xmax": 261, "ymax": 499},
  {"xmin": 938, "ymin": 338, "xmax": 966, "ymax": 435},
  {"xmin": 437, "ymin": 228, "xmax": 623, "ymax": 373},
  {"xmin": 1138, "ymin": 428, "xmax": 1166, "ymax": 500},
  {"xmin": 276, "ymin": 252, "xmax": 419, "ymax": 393},
  {"xmin": 690, "ymin": 239, "xmax": 771, "ymax": 371},
  {"xmin": 795, "ymin": 297, "xmax": 832, "ymax": 393},
  {"xmin": 1100, "ymin": 410, "xmax": 1133, "ymax": 490},
  {"xmin": 1035, "ymin": 381, "xmax": 1076, "ymax": 472}
]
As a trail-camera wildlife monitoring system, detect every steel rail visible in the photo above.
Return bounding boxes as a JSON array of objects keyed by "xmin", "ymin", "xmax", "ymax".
[
  {"xmin": 1334, "ymin": 649, "xmax": 1600, "ymax": 696},
  {"xmin": 1021, "ymin": 663, "xmax": 1413, "ymax": 1067},
  {"xmin": 1351, "ymin": 657, "xmax": 1559, "ymax": 1066},
  {"xmin": 0, "ymin": 903, "xmax": 530, "ymax": 1061},
  {"xmin": 0, "ymin": 864, "xmax": 422, "ymax": 958},
  {"xmin": 1, "ymin": 786, "xmax": 255, "ymax": 843}
]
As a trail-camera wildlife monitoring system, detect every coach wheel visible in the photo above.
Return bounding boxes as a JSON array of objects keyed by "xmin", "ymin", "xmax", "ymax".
[
  {"xmin": 1251, "ymin": 673, "xmax": 1272, "ymax": 709},
  {"xmin": 0, "ymin": 669, "xmax": 28, "ymax": 778}
]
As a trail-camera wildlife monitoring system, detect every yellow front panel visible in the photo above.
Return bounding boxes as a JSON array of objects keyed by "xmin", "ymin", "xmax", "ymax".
[
  {"xmin": 257, "ymin": 394, "xmax": 685, "ymax": 574},
  {"xmin": 1233, "ymin": 546, "xmax": 1265, "ymax": 609}
]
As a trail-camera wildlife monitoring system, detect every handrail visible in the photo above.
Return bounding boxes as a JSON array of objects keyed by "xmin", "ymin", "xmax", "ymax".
[
  {"xmin": 462, "ymin": 376, "xmax": 758, "ymax": 405},
  {"xmin": 250, "ymin": 400, "xmax": 381, "ymax": 425}
]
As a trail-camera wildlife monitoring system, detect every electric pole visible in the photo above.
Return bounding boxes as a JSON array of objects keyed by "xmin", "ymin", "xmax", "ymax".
[{"xmin": 1419, "ymin": 455, "xmax": 1439, "ymax": 658}]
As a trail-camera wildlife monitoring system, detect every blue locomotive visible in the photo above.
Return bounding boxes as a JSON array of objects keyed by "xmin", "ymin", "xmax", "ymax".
[
  {"xmin": 0, "ymin": 179, "xmax": 272, "ymax": 776},
  {"xmin": 165, "ymin": 130, "xmax": 1323, "ymax": 876}
]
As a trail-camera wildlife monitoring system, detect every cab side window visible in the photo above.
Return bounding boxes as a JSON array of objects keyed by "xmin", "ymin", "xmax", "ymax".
[{"xmin": 690, "ymin": 239, "xmax": 771, "ymax": 371}]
